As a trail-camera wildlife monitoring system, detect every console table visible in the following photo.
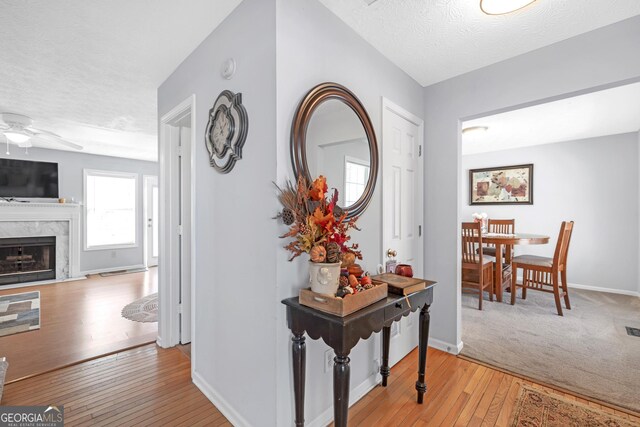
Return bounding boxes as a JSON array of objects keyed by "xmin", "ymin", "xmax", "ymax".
[{"xmin": 282, "ymin": 281, "xmax": 436, "ymax": 427}]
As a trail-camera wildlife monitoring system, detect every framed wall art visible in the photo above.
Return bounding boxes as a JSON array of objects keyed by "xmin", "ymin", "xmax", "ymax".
[{"xmin": 469, "ymin": 164, "xmax": 533, "ymax": 205}]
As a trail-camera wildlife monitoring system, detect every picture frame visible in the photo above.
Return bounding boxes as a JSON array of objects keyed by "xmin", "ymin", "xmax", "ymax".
[{"xmin": 469, "ymin": 163, "xmax": 533, "ymax": 205}]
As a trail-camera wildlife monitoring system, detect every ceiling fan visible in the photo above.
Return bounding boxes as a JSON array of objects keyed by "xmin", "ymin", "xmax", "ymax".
[{"xmin": 0, "ymin": 112, "xmax": 83, "ymax": 155}]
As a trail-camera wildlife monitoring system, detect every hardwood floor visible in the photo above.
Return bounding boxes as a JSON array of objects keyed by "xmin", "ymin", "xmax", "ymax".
[
  {"xmin": 3, "ymin": 340, "xmax": 638, "ymax": 426},
  {"xmin": 0, "ymin": 268, "xmax": 158, "ymax": 382},
  {"xmin": 2, "ymin": 344, "xmax": 230, "ymax": 426},
  {"xmin": 341, "ymin": 347, "xmax": 640, "ymax": 426}
]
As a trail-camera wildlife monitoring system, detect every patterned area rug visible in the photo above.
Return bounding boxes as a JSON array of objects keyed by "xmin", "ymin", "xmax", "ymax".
[
  {"xmin": 0, "ymin": 291, "xmax": 40, "ymax": 337},
  {"xmin": 121, "ymin": 293, "xmax": 158, "ymax": 323},
  {"xmin": 0, "ymin": 358, "xmax": 7, "ymax": 402},
  {"xmin": 511, "ymin": 385, "xmax": 639, "ymax": 427}
]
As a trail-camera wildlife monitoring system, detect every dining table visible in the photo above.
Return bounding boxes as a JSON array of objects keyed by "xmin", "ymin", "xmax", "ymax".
[{"xmin": 481, "ymin": 233, "xmax": 550, "ymax": 302}]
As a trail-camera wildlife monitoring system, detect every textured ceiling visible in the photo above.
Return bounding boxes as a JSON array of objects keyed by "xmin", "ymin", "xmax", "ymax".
[
  {"xmin": 318, "ymin": 0, "xmax": 640, "ymax": 86},
  {"xmin": 0, "ymin": 0, "xmax": 242, "ymax": 161},
  {"xmin": 462, "ymin": 82, "xmax": 640, "ymax": 155}
]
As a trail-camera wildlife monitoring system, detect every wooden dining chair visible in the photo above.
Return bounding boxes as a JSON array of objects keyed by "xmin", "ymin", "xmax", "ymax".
[
  {"xmin": 483, "ymin": 219, "xmax": 515, "ymax": 258},
  {"xmin": 511, "ymin": 221, "xmax": 574, "ymax": 316},
  {"xmin": 462, "ymin": 222, "xmax": 494, "ymax": 310}
]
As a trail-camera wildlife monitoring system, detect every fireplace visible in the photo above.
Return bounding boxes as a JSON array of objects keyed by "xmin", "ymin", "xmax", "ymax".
[{"xmin": 0, "ymin": 236, "xmax": 56, "ymax": 286}]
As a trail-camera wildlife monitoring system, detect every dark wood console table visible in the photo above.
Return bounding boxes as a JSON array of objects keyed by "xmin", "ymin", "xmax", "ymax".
[{"xmin": 282, "ymin": 282, "xmax": 436, "ymax": 427}]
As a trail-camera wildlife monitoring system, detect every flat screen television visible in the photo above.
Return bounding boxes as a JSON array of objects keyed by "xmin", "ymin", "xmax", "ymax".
[{"xmin": 0, "ymin": 158, "xmax": 59, "ymax": 199}]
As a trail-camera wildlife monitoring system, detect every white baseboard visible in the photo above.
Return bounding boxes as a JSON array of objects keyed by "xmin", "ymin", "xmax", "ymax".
[
  {"xmin": 80, "ymin": 264, "xmax": 146, "ymax": 276},
  {"xmin": 513, "ymin": 275, "xmax": 639, "ymax": 298},
  {"xmin": 567, "ymin": 282, "xmax": 639, "ymax": 297},
  {"xmin": 429, "ymin": 338, "xmax": 464, "ymax": 355},
  {"xmin": 307, "ymin": 372, "xmax": 380, "ymax": 427},
  {"xmin": 0, "ymin": 275, "xmax": 86, "ymax": 291},
  {"xmin": 192, "ymin": 370, "xmax": 251, "ymax": 427}
]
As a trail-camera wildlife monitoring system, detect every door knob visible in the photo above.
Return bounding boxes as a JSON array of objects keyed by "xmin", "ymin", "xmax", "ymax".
[{"xmin": 387, "ymin": 249, "xmax": 397, "ymax": 258}]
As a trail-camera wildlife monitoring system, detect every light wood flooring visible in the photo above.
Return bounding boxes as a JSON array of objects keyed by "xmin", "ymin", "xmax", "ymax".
[
  {"xmin": 2, "ymin": 344, "xmax": 230, "ymax": 426},
  {"xmin": 0, "ymin": 268, "xmax": 158, "ymax": 382},
  {"xmin": 3, "ymin": 342, "xmax": 638, "ymax": 426},
  {"xmin": 341, "ymin": 347, "xmax": 640, "ymax": 426}
]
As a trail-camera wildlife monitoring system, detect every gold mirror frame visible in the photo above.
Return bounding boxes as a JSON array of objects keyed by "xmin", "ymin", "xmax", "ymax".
[{"xmin": 290, "ymin": 82, "xmax": 379, "ymax": 219}]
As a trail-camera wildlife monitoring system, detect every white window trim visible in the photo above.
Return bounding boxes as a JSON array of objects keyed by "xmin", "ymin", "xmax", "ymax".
[
  {"xmin": 83, "ymin": 169, "xmax": 139, "ymax": 251},
  {"xmin": 344, "ymin": 155, "xmax": 370, "ymax": 207}
]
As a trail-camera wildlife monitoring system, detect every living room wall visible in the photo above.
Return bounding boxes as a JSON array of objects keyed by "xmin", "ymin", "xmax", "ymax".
[
  {"xmin": 462, "ymin": 132, "xmax": 639, "ymax": 295},
  {"xmin": 0, "ymin": 147, "xmax": 158, "ymax": 273},
  {"xmin": 158, "ymin": 0, "xmax": 278, "ymax": 425}
]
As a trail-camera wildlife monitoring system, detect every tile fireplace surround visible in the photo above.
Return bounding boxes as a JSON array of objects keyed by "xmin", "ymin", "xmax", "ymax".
[{"xmin": 0, "ymin": 202, "xmax": 81, "ymax": 286}]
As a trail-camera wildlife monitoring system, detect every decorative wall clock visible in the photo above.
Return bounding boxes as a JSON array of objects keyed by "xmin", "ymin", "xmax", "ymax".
[{"xmin": 205, "ymin": 90, "xmax": 248, "ymax": 173}]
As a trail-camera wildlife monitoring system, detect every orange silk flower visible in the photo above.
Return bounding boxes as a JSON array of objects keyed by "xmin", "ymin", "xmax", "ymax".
[
  {"xmin": 311, "ymin": 207, "xmax": 334, "ymax": 232},
  {"xmin": 309, "ymin": 176, "xmax": 328, "ymax": 201}
]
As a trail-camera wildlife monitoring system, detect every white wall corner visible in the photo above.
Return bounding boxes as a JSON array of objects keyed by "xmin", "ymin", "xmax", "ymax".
[
  {"xmin": 192, "ymin": 370, "xmax": 252, "ymax": 427},
  {"xmin": 307, "ymin": 372, "xmax": 380, "ymax": 427},
  {"xmin": 429, "ymin": 338, "xmax": 464, "ymax": 355}
]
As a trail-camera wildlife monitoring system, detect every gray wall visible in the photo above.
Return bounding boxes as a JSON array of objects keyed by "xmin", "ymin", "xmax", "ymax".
[
  {"xmin": 424, "ymin": 15, "xmax": 640, "ymax": 350},
  {"xmin": 462, "ymin": 133, "xmax": 639, "ymax": 294},
  {"xmin": 0, "ymin": 147, "xmax": 157, "ymax": 273},
  {"xmin": 157, "ymin": 0, "xmax": 278, "ymax": 425},
  {"xmin": 275, "ymin": 0, "xmax": 424, "ymax": 425}
]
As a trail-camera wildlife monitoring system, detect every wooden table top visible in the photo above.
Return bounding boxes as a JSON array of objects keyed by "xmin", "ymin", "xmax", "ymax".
[{"xmin": 481, "ymin": 233, "xmax": 550, "ymax": 245}]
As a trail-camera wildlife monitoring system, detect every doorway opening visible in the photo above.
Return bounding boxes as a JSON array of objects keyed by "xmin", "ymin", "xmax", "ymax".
[
  {"xmin": 458, "ymin": 80, "xmax": 640, "ymax": 414},
  {"xmin": 158, "ymin": 95, "xmax": 195, "ymax": 358}
]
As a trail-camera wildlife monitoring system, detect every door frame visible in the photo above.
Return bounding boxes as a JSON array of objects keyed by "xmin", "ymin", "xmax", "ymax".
[
  {"xmin": 381, "ymin": 97, "xmax": 425, "ymax": 366},
  {"xmin": 143, "ymin": 174, "xmax": 159, "ymax": 267},
  {"xmin": 158, "ymin": 94, "xmax": 196, "ymax": 368}
]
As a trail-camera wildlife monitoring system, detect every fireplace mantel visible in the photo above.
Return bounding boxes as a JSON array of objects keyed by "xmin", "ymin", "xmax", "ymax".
[{"xmin": 0, "ymin": 202, "xmax": 81, "ymax": 280}]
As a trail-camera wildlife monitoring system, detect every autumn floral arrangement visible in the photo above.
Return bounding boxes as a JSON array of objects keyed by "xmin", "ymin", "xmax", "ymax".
[
  {"xmin": 275, "ymin": 175, "xmax": 361, "ymax": 263},
  {"xmin": 275, "ymin": 176, "xmax": 376, "ymax": 298}
]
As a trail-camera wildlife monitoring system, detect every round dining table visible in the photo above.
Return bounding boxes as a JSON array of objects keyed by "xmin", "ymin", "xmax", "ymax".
[{"xmin": 481, "ymin": 233, "xmax": 550, "ymax": 302}]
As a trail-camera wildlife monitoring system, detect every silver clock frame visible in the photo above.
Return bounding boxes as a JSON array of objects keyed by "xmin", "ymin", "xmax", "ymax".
[{"xmin": 205, "ymin": 90, "xmax": 248, "ymax": 174}]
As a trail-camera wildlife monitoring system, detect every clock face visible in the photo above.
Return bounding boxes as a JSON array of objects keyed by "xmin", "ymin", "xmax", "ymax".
[{"xmin": 212, "ymin": 109, "xmax": 231, "ymax": 155}]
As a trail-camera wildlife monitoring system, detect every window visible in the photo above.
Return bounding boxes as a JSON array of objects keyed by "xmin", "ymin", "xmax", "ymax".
[
  {"xmin": 344, "ymin": 156, "xmax": 370, "ymax": 206},
  {"xmin": 84, "ymin": 170, "xmax": 138, "ymax": 250}
]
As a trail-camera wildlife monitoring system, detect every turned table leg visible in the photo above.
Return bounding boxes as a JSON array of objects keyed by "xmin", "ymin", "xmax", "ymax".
[
  {"xmin": 416, "ymin": 304, "xmax": 431, "ymax": 404},
  {"xmin": 292, "ymin": 333, "xmax": 306, "ymax": 426},
  {"xmin": 380, "ymin": 326, "xmax": 391, "ymax": 386},
  {"xmin": 333, "ymin": 353, "xmax": 351, "ymax": 427}
]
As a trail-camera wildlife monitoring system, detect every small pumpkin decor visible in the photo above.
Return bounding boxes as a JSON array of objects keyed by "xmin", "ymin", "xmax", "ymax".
[{"xmin": 275, "ymin": 175, "xmax": 362, "ymax": 296}]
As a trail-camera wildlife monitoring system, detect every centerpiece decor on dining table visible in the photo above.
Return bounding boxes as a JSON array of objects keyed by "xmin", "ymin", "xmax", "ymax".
[
  {"xmin": 469, "ymin": 163, "xmax": 533, "ymax": 205},
  {"xmin": 275, "ymin": 175, "xmax": 363, "ymax": 296},
  {"xmin": 472, "ymin": 212, "xmax": 488, "ymax": 234}
]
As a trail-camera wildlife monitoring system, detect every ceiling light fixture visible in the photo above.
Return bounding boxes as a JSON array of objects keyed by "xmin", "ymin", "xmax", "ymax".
[
  {"xmin": 480, "ymin": 0, "xmax": 537, "ymax": 15},
  {"xmin": 3, "ymin": 131, "xmax": 30, "ymax": 144},
  {"xmin": 462, "ymin": 126, "xmax": 489, "ymax": 135}
]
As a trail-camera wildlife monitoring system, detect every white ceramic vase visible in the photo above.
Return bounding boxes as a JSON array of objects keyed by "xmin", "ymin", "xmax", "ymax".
[{"xmin": 309, "ymin": 261, "xmax": 341, "ymax": 296}]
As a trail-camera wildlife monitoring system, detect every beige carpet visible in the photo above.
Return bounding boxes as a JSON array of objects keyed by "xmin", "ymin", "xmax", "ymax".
[
  {"xmin": 462, "ymin": 288, "xmax": 640, "ymax": 413},
  {"xmin": 511, "ymin": 385, "xmax": 640, "ymax": 427}
]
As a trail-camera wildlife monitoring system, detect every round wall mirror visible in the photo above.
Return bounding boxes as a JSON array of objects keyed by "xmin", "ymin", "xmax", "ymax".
[{"xmin": 291, "ymin": 83, "xmax": 379, "ymax": 219}]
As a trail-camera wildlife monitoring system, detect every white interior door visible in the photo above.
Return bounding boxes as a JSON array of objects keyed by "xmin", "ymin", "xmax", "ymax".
[
  {"xmin": 144, "ymin": 176, "xmax": 159, "ymax": 267},
  {"xmin": 382, "ymin": 98, "xmax": 424, "ymax": 366}
]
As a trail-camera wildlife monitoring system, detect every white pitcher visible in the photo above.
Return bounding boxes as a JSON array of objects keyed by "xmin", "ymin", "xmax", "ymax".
[{"xmin": 309, "ymin": 261, "xmax": 341, "ymax": 296}]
